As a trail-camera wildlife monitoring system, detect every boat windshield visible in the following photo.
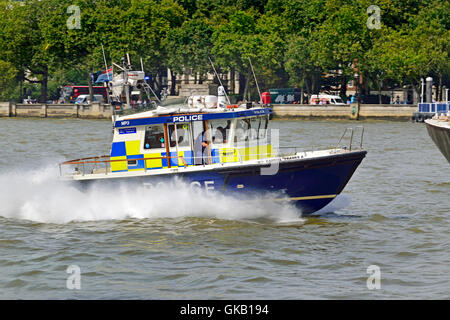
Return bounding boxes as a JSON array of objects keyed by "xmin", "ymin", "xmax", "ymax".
[
  {"xmin": 144, "ymin": 124, "xmax": 166, "ymax": 150},
  {"xmin": 209, "ymin": 119, "xmax": 231, "ymax": 144},
  {"xmin": 168, "ymin": 123, "xmax": 191, "ymax": 148},
  {"xmin": 235, "ymin": 119, "xmax": 251, "ymax": 142}
]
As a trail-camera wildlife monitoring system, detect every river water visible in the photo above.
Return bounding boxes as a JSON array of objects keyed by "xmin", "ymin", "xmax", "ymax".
[{"xmin": 0, "ymin": 117, "xmax": 448, "ymax": 299}]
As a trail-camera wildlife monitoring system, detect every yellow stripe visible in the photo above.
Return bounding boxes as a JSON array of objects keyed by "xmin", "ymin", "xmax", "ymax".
[{"xmin": 244, "ymin": 194, "xmax": 338, "ymax": 204}]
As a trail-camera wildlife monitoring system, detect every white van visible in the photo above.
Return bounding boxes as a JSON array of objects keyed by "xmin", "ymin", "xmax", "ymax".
[
  {"xmin": 74, "ymin": 94, "xmax": 104, "ymax": 104},
  {"xmin": 310, "ymin": 94, "xmax": 346, "ymax": 105}
]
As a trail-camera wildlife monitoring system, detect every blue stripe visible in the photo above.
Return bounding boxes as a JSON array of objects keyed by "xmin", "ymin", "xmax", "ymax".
[
  {"xmin": 161, "ymin": 152, "xmax": 168, "ymax": 167},
  {"xmin": 184, "ymin": 151, "xmax": 194, "ymax": 165},
  {"xmin": 212, "ymin": 149, "xmax": 220, "ymax": 164},
  {"xmin": 169, "ymin": 152, "xmax": 179, "ymax": 166},
  {"xmin": 127, "ymin": 154, "xmax": 145, "ymax": 169},
  {"xmin": 114, "ymin": 108, "xmax": 272, "ymax": 128}
]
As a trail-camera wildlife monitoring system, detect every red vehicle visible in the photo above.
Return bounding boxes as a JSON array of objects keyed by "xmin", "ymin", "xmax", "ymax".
[{"xmin": 62, "ymin": 85, "xmax": 108, "ymax": 103}]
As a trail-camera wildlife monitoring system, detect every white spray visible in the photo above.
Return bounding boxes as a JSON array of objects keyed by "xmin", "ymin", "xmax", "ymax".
[{"xmin": 0, "ymin": 166, "xmax": 307, "ymax": 225}]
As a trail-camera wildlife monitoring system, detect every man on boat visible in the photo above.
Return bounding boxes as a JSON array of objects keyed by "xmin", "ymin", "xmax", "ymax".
[
  {"xmin": 214, "ymin": 120, "xmax": 230, "ymax": 144},
  {"xmin": 194, "ymin": 130, "xmax": 210, "ymax": 165}
]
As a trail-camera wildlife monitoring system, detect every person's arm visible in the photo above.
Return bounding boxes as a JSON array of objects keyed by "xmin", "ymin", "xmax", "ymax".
[{"xmin": 201, "ymin": 131, "xmax": 210, "ymax": 147}]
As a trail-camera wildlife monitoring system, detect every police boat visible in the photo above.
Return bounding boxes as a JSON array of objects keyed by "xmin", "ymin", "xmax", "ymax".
[{"xmin": 59, "ymin": 88, "xmax": 367, "ymax": 214}]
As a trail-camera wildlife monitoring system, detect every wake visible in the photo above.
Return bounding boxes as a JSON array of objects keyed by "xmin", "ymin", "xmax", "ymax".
[{"xmin": 0, "ymin": 166, "xmax": 308, "ymax": 224}]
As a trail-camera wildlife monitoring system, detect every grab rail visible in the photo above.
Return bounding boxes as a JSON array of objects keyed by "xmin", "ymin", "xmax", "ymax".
[
  {"xmin": 335, "ymin": 126, "xmax": 364, "ymax": 151},
  {"xmin": 60, "ymin": 128, "xmax": 365, "ymax": 176},
  {"xmin": 60, "ymin": 154, "xmax": 189, "ymax": 176},
  {"xmin": 59, "ymin": 150, "xmax": 275, "ymax": 176}
]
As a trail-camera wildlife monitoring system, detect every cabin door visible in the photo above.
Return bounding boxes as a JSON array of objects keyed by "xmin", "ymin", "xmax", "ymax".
[
  {"xmin": 168, "ymin": 122, "xmax": 193, "ymax": 167},
  {"xmin": 191, "ymin": 120, "xmax": 209, "ymax": 165}
]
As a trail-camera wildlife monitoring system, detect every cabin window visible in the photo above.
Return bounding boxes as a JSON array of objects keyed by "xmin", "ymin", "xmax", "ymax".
[
  {"xmin": 144, "ymin": 124, "xmax": 166, "ymax": 150},
  {"xmin": 235, "ymin": 118, "xmax": 251, "ymax": 142},
  {"xmin": 209, "ymin": 119, "xmax": 231, "ymax": 144},
  {"xmin": 258, "ymin": 116, "xmax": 268, "ymax": 140},
  {"xmin": 168, "ymin": 123, "xmax": 191, "ymax": 148}
]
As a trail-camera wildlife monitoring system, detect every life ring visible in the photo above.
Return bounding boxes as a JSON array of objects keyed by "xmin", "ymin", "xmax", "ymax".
[{"xmin": 226, "ymin": 104, "xmax": 238, "ymax": 109}]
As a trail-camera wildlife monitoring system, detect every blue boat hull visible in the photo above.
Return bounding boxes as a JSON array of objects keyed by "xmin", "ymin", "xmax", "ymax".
[
  {"xmin": 212, "ymin": 151, "xmax": 366, "ymax": 214},
  {"xmin": 78, "ymin": 150, "xmax": 366, "ymax": 215}
]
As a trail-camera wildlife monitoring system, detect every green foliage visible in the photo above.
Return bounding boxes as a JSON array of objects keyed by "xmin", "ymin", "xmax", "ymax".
[
  {"xmin": 211, "ymin": 9, "xmax": 285, "ymax": 98},
  {"xmin": 367, "ymin": 0, "xmax": 449, "ymax": 93},
  {"xmin": 0, "ymin": 60, "xmax": 17, "ymax": 99},
  {"xmin": 284, "ymin": 36, "xmax": 313, "ymax": 87},
  {"xmin": 164, "ymin": 12, "xmax": 213, "ymax": 75},
  {"xmin": 0, "ymin": 0, "xmax": 448, "ymax": 102}
]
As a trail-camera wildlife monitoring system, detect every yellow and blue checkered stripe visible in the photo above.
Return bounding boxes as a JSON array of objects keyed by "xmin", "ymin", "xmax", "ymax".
[
  {"xmin": 210, "ymin": 144, "xmax": 273, "ymax": 164},
  {"xmin": 110, "ymin": 140, "xmax": 273, "ymax": 172},
  {"xmin": 110, "ymin": 141, "xmax": 195, "ymax": 172}
]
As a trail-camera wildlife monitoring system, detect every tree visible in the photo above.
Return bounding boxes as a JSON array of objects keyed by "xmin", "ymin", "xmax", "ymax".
[
  {"xmin": 40, "ymin": 0, "xmax": 186, "ymax": 99},
  {"xmin": 309, "ymin": 2, "xmax": 374, "ymax": 98},
  {"xmin": 0, "ymin": 0, "xmax": 448, "ymax": 104},
  {"xmin": 284, "ymin": 36, "xmax": 317, "ymax": 101},
  {"xmin": 212, "ymin": 9, "xmax": 285, "ymax": 100},
  {"xmin": 410, "ymin": 0, "xmax": 450, "ymax": 100},
  {"xmin": 369, "ymin": 0, "xmax": 450, "ymax": 99},
  {"xmin": 0, "ymin": 60, "xmax": 17, "ymax": 100},
  {"xmin": 266, "ymin": 0, "xmax": 329, "ymax": 36},
  {"xmin": 164, "ymin": 12, "xmax": 214, "ymax": 91},
  {"xmin": 1, "ymin": 0, "xmax": 51, "ymax": 102},
  {"xmin": 1, "ymin": 0, "xmax": 99, "ymax": 102}
]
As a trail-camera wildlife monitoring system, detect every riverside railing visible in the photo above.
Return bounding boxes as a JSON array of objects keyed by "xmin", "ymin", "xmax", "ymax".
[{"xmin": 418, "ymin": 102, "xmax": 450, "ymax": 114}]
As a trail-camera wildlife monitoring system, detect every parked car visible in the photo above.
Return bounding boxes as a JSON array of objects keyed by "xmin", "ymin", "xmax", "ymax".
[
  {"xmin": 74, "ymin": 94, "xmax": 104, "ymax": 104},
  {"xmin": 310, "ymin": 94, "xmax": 346, "ymax": 105}
]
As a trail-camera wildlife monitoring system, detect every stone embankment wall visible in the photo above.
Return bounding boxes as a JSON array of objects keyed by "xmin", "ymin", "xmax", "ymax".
[
  {"xmin": 0, "ymin": 102, "xmax": 113, "ymax": 119},
  {"xmin": 272, "ymin": 104, "xmax": 417, "ymax": 120},
  {"xmin": 0, "ymin": 102, "xmax": 417, "ymax": 120}
]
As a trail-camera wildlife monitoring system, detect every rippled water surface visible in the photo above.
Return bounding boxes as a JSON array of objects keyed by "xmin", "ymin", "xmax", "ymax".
[{"xmin": 0, "ymin": 117, "xmax": 448, "ymax": 299}]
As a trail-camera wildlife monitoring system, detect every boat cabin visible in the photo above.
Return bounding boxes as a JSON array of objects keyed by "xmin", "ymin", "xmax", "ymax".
[{"xmin": 109, "ymin": 106, "xmax": 273, "ymax": 173}]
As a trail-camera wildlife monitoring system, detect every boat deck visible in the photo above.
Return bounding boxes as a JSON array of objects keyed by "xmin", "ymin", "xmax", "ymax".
[{"xmin": 425, "ymin": 118, "xmax": 450, "ymax": 129}]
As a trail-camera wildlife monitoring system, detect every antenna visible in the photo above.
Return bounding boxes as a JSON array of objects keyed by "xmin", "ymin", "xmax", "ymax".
[
  {"xmin": 126, "ymin": 53, "xmax": 131, "ymax": 68},
  {"xmin": 112, "ymin": 62, "xmax": 125, "ymax": 72},
  {"xmin": 248, "ymin": 57, "xmax": 262, "ymax": 104},
  {"xmin": 101, "ymin": 44, "xmax": 111, "ymax": 103},
  {"xmin": 208, "ymin": 56, "xmax": 231, "ymax": 105},
  {"xmin": 101, "ymin": 44, "xmax": 109, "ymax": 72}
]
